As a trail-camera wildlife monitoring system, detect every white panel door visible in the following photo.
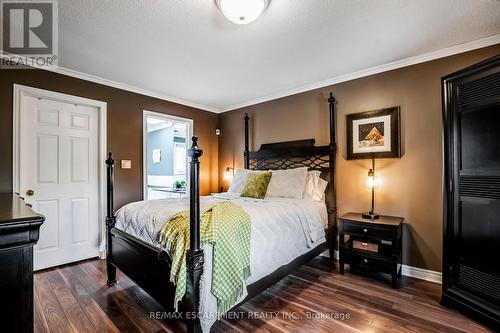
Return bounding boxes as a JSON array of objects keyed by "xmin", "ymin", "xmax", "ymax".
[{"xmin": 19, "ymin": 95, "xmax": 99, "ymax": 270}]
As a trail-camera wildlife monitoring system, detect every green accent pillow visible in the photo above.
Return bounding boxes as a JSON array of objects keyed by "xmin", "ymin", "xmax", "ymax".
[{"xmin": 240, "ymin": 172, "xmax": 272, "ymax": 199}]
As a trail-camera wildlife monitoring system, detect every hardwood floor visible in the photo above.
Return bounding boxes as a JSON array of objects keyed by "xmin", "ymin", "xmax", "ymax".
[{"xmin": 34, "ymin": 258, "xmax": 492, "ymax": 333}]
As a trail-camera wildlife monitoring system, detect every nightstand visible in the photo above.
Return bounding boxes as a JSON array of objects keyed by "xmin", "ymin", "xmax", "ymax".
[{"xmin": 339, "ymin": 213, "xmax": 403, "ymax": 288}]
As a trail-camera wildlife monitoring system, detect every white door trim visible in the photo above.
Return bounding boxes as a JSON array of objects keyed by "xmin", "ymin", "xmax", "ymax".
[
  {"xmin": 13, "ymin": 84, "xmax": 108, "ymax": 259},
  {"xmin": 143, "ymin": 110, "xmax": 193, "ymax": 200}
]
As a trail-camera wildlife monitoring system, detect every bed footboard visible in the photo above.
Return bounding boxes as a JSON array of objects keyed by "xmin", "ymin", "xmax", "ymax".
[{"xmin": 110, "ymin": 226, "xmax": 178, "ymax": 311}]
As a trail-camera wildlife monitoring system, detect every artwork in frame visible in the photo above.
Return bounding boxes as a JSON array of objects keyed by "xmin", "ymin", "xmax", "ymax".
[
  {"xmin": 152, "ymin": 148, "xmax": 161, "ymax": 164},
  {"xmin": 346, "ymin": 107, "xmax": 401, "ymax": 160}
]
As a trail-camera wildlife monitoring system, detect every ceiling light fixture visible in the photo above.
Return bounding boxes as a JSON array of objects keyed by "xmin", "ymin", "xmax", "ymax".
[{"xmin": 216, "ymin": 0, "xmax": 269, "ymax": 25}]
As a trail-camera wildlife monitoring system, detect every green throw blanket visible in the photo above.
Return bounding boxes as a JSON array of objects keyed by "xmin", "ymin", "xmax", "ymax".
[{"xmin": 158, "ymin": 201, "xmax": 251, "ymax": 316}]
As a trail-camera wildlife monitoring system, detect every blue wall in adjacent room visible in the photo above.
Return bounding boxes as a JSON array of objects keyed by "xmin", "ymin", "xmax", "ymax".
[{"xmin": 147, "ymin": 127, "xmax": 174, "ymax": 176}]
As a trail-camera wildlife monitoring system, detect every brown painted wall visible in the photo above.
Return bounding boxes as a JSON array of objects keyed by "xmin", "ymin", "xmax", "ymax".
[
  {"xmin": 0, "ymin": 68, "xmax": 219, "ymax": 210},
  {"xmin": 218, "ymin": 44, "xmax": 500, "ymax": 272}
]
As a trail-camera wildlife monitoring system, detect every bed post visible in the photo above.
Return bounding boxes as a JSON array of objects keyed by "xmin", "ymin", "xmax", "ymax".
[
  {"xmin": 106, "ymin": 153, "xmax": 117, "ymax": 286},
  {"xmin": 328, "ymin": 92, "xmax": 336, "ymax": 145},
  {"xmin": 186, "ymin": 137, "xmax": 204, "ymax": 333},
  {"xmin": 327, "ymin": 92, "xmax": 337, "ymax": 261},
  {"xmin": 244, "ymin": 113, "xmax": 250, "ymax": 169}
]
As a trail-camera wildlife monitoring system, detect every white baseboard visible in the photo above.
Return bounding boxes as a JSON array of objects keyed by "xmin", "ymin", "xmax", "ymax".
[
  {"xmin": 97, "ymin": 247, "xmax": 443, "ymax": 284},
  {"xmin": 320, "ymin": 250, "xmax": 442, "ymax": 284},
  {"xmin": 402, "ymin": 265, "xmax": 442, "ymax": 284}
]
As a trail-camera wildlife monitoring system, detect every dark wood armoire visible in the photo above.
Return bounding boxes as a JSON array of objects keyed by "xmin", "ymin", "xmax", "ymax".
[{"xmin": 442, "ymin": 54, "xmax": 500, "ymax": 330}]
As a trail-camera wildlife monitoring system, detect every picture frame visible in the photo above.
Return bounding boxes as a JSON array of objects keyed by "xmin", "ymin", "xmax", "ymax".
[
  {"xmin": 152, "ymin": 148, "xmax": 161, "ymax": 164},
  {"xmin": 346, "ymin": 107, "xmax": 401, "ymax": 160}
]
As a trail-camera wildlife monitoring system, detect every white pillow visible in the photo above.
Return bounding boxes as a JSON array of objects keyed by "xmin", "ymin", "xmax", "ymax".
[
  {"xmin": 304, "ymin": 170, "xmax": 321, "ymax": 200},
  {"xmin": 266, "ymin": 167, "xmax": 308, "ymax": 199},
  {"xmin": 304, "ymin": 171, "xmax": 328, "ymax": 201},
  {"xmin": 315, "ymin": 177, "xmax": 328, "ymax": 201},
  {"xmin": 228, "ymin": 169, "xmax": 251, "ymax": 194}
]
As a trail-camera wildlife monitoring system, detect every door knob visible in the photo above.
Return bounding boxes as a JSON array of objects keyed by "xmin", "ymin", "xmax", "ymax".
[{"xmin": 26, "ymin": 189, "xmax": 34, "ymax": 196}]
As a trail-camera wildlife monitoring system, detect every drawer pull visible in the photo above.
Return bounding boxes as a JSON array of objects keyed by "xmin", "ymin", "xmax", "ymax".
[
  {"xmin": 363, "ymin": 228, "xmax": 368, "ymax": 233},
  {"xmin": 363, "ymin": 258, "xmax": 368, "ymax": 263}
]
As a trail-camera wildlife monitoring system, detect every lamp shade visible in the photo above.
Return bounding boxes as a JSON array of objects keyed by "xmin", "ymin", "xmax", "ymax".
[
  {"xmin": 223, "ymin": 167, "xmax": 234, "ymax": 181},
  {"xmin": 367, "ymin": 175, "xmax": 375, "ymax": 188},
  {"xmin": 217, "ymin": 0, "xmax": 269, "ymax": 25}
]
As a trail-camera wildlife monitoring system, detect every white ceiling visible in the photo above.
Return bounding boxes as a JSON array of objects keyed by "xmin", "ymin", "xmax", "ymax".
[{"xmin": 55, "ymin": 0, "xmax": 500, "ymax": 112}]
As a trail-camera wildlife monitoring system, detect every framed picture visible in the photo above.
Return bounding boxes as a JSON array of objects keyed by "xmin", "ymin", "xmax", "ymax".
[
  {"xmin": 346, "ymin": 107, "xmax": 401, "ymax": 160},
  {"xmin": 152, "ymin": 148, "xmax": 161, "ymax": 164}
]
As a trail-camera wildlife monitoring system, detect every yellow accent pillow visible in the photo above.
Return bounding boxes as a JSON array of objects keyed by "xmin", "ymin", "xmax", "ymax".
[{"xmin": 240, "ymin": 172, "xmax": 272, "ymax": 199}]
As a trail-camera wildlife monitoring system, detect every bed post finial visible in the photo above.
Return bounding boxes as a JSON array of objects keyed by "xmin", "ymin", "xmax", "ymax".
[
  {"xmin": 244, "ymin": 113, "xmax": 250, "ymax": 169},
  {"xmin": 105, "ymin": 152, "xmax": 117, "ymax": 286},
  {"xmin": 186, "ymin": 136, "xmax": 203, "ymax": 333}
]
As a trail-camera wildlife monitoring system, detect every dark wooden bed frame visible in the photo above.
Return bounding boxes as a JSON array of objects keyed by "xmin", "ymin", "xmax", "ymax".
[{"xmin": 105, "ymin": 93, "xmax": 337, "ymax": 333}]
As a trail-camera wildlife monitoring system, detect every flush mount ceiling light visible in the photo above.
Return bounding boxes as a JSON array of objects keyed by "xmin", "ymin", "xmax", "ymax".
[{"xmin": 217, "ymin": 0, "xmax": 270, "ymax": 25}]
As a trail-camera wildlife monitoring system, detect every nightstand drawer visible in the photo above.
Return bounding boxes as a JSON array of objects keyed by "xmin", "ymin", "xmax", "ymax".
[
  {"xmin": 353, "ymin": 240, "xmax": 379, "ymax": 253},
  {"xmin": 342, "ymin": 221, "xmax": 395, "ymax": 240},
  {"xmin": 345, "ymin": 251, "xmax": 393, "ymax": 273}
]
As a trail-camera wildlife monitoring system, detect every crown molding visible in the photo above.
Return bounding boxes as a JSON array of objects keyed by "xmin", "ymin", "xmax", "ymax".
[
  {"xmin": 0, "ymin": 52, "xmax": 219, "ymax": 113},
  {"xmin": 220, "ymin": 33, "xmax": 500, "ymax": 112},
  {"xmin": 52, "ymin": 66, "xmax": 221, "ymax": 112},
  {"xmin": 2, "ymin": 33, "xmax": 499, "ymax": 114}
]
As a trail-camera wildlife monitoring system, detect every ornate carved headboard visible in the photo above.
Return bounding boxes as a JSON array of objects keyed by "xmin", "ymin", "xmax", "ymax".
[{"xmin": 242, "ymin": 93, "xmax": 337, "ymax": 228}]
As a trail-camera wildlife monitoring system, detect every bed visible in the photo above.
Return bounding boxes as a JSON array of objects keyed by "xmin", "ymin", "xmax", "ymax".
[{"xmin": 105, "ymin": 93, "xmax": 337, "ymax": 333}]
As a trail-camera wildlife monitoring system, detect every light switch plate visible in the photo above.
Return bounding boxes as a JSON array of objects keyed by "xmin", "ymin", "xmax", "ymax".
[{"xmin": 121, "ymin": 160, "xmax": 132, "ymax": 169}]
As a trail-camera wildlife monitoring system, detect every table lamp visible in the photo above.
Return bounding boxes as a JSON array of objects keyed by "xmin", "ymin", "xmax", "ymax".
[
  {"xmin": 362, "ymin": 157, "xmax": 379, "ymax": 219},
  {"xmin": 223, "ymin": 167, "xmax": 234, "ymax": 182}
]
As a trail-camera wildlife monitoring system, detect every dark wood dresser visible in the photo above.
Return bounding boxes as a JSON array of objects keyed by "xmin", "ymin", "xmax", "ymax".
[
  {"xmin": 0, "ymin": 194, "xmax": 44, "ymax": 333},
  {"xmin": 339, "ymin": 213, "xmax": 403, "ymax": 288}
]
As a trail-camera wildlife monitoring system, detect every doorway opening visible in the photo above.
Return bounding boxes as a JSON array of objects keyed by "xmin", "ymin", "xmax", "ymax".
[{"xmin": 143, "ymin": 111, "xmax": 193, "ymax": 200}]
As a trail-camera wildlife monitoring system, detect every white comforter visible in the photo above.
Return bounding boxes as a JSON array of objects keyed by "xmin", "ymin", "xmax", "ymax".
[{"xmin": 115, "ymin": 193, "xmax": 327, "ymax": 332}]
